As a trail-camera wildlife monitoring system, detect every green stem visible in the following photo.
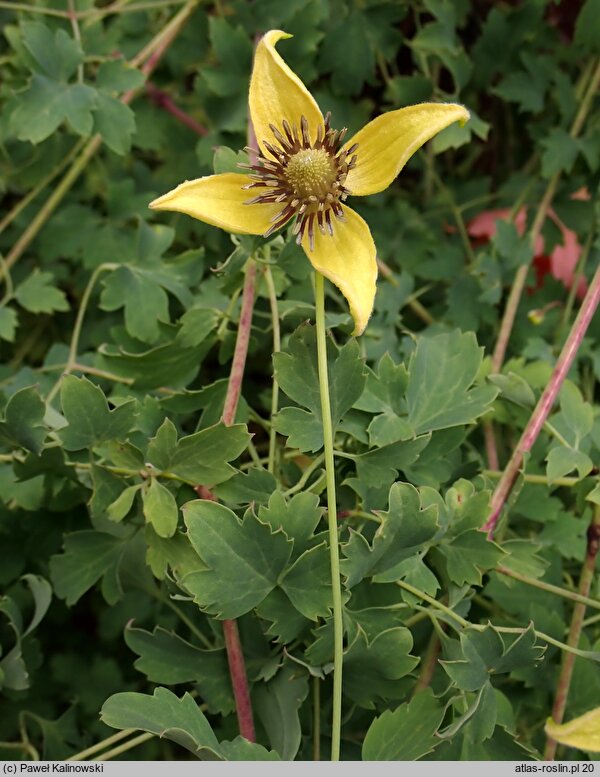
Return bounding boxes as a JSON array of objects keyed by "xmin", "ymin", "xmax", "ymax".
[
  {"xmin": 67, "ymin": 0, "xmax": 84, "ymax": 83},
  {"xmin": 263, "ymin": 263, "xmax": 281, "ymax": 475},
  {"xmin": 68, "ymin": 729, "xmax": 136, "ymax": 761},
  {"xmin": 497, "ymin": 565, "xmax": 600, "ymax": 612},
  {"xmin": 284, "ymin": 453, "xmax": 325, "ymax": 497},
  {"xmin": 313, "ymin": 675, "xmax": 321, "ymax": 761},
  {"xmin": 483, "ymin": 469, "xmax": 580, "ymax": 488},
  {"xmin": 96, "ymin": 732, "xmax": 154, "ymax": 760},
  {"xmin": 544, "ymin": 508, "xmax": 600, "ymax": 760},
  {"xmin": 45, "ymin": 263, "xmax": 118, "ymax": 405},
  {"xmin": 314, "ymin": 272, "xmax": 343, "ymax": 762},
  {"xmin": 400, "ymin": 579, "xmax": 600, "ymax": 661}
]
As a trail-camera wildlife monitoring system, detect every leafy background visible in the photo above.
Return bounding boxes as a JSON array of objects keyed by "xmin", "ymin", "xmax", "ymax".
[{"xmin": 1, "ymin": 0, "xmax": 600, "ymax": 762}]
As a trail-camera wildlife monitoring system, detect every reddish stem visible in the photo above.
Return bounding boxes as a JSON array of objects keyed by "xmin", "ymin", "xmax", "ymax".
[
  {"xmin": 145, "ymin": 83, "xmax": 208, "ymax": 136},
  {"xmin": 221, "ymin": 261, "xmax": 257, "ymax": 426},
  {"xmin": 218, "ymin": 259, "xmax": 258, "ymax": 742},
  {"xmin": 222, "ymin": 620, "xmax": 255, "ymax": 742},
  {"xmin": 484, "ymin": 264, "xmax": 600, "ymax": 537}
]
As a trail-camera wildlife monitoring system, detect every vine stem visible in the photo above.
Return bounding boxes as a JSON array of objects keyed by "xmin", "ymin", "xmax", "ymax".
[
  {"xmin": 219, "ymin": 259, "xmax": 257, "ymax": 743},
  {"xmin": 45, "ymin": 263, "xmax": 118, "ymax": 405},
  {"xmin": 497, "ymin": 565, "xmax": 600, "ymax": 611},
  {"xmin": 145, "ymin": 82, "xmax": 208, "ymax": 136},
  {"xmin": 314, "ymin": 272, "xmax": 343, "ymax": 762},
  {"xmin": 544, "ymin": 508, "xmax": 600, "ymax": 760},
  {"xmin": 484, "ymin": 261, "xmax": 600, "ymax": 537},
  {"xmin": 492, "ymin": 56, "xmax": 600, "ymax": 372}
]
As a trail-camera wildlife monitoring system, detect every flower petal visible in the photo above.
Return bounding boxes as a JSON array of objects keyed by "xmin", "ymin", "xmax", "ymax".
[
  {"xmin": 149, "ymin": 173, "xmax": 282, "ymax": 235},
  {"xmin": 301, "ymin": 206, "xmax": 377, "ymax": 336},
  {"xmin": 249, "ymin": 30, "xmax": 323, "ymax": 150},
  {"xmin": 344, "ymin": 103, "xmax": 470, "ymax": 196}
]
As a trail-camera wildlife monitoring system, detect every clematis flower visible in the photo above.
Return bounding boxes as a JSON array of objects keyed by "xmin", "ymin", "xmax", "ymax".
[{"xmin": 150, "ymin": 30, "xmax": 469, "ymax": 335}]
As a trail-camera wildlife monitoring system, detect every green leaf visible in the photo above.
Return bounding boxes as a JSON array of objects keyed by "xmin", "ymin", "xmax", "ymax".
[
  {"xmin": 367, "ymin": 412, "xmax": 413, "ymax": 446},
  {"xmin": 560, "ymin": 382, "xmax": 594, "ymax": 444},
  {"xmin": 98, "ymin": 340, "xmax": 210, "ymax": 390},
  {"xmin": 546, "ymin": 447, "xmax": 593, "ymax": 483},
  {"xmin": 145, "ymin": 530, "xmax": 204, "ymax": 581},
  {"xmin": 11, "ymin": 76, "xmax": 97, "ymax": 143},
  {"xmin": 100, "ymin": 266, "xmax": 170, "ymax": 343},
  {"xmin": 59, "ymin": 376, "xmax": 137, "ymax": 451},
  {"xmin": 279, "ymin": 543, "xmax": 331, "ymax": 619},
  {"xmin": 101, "ymin": 687, "xmax": 280, "ymax": 760},
  {"xmin": 100, "ymin": 688, "xmax": 221, "ymax": 759},
  {"xmin": 406, "ymin": 331, "xmax": 497, "ymax": 434},
  {"xmin": 319, "ymin": 12, "xmax": 373, "ymax": 95},
  {"xmin": 488, "ymin": 371, "xmax": 535, "ymax": 408},
  {"xmin": 0, "ymin": 386, "xmax": 46, "ymax": 454},
  {"xmin": 254, "ymin": 664, "xmax": 309, "ymax": 760},
  {"xmin": 441, "ymin": 624, "xmax": 543, "ymax": 691},
  {"xmin": 93, "ymin": 92, "xmax": 136, "ymax": 154},
  {"xmin": 15, "ymin": 269, "xmax": 69, "ymax": 314},
  {"xmin": 274, "ymin": 325, "xmax": 366, "ymax": 451},
  {"xmin": 167, "ymin": 422, "xmax": 250, "ymax": 486},
  {"xmin": 0, "ymin": 306, "xmax": 18, "ymax": 342},
  {"xmin": 352, "ymin": 434, "xmax": 431, "ymax": 489},
  {"xmin": 256, "ymin": 589, "xmax": 309, "ymax": 643},
  {"xmin": 213, "ymin": 467, "xmax": 277, "ymax": 507},
  {"xmin": 182, "ymin": 501, "xmax": 292, "ymax": 618},
  {"xmin": 362, "ymin": 690, "xmax": 444, "ymax": 759},
  {"xmin": 21, "ymin": 21, "xmax": 82, "ymax": 81},
  {"xmin": 96, "ymin": 60, "xmax": 146, "ymax": 93},
  {"xmin": 142, "ymin": 479, "xmax": 178, "ymax": 538},
  {"xmin": 342, "ymin": 482, "xmax": 439, "ymax": 588},
  {"xmin": 177, "ymin": 308, "xmax": 220, "ymax": 348},
  {"xmin": 344, "ymin": 626, "xmax": 419, "ymax": 707},
  {"xmin": 107, "ymin": 485, "xmax": 141, "ymax": 523},
  {"xmin": 575, "ymin": 0, "xmax": 600, "ymax": 54},
  {"xmin": 438, "ymin": 530, "xmax": 505, "ymax": 585},
  {"xmin": 491, "ymin": 217, "xmax": 533, "ymax": 267},
  {"xmin": 541, "ymin": 129, "xmax": 580, "ymax": 178},
  {"xmin": 257, "ymin": 491, "xmax": 322, "ymax": 554},
  {"xmin": 124, "ymin": 625, "xmax": 232, "ymax": 715},
  {"xmin": 49, "ymin": 531, "xmax": 126, "ymax": 605},
  {"xmin": 146, "ymin": 418, "xmax": 178, "ymax": 471}
]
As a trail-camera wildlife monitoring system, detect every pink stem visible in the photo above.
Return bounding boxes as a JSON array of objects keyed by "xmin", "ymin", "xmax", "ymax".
[
  {"xmin": 222, "ymin": 620, "xmax": 255, "ymax": 742},
  {"xmin": 145, "ymin": 83, "xmax": 208, "ymax": 136},
  {"xmin": 218, "ymin": 257, "xmax": 258, "ymax": 743},
  {"xmin": 221, "ymin": 261, "xmax": 257, "ymax": 426},
  {"xmin": 484, "ymin": 263, "xmax": 600, "ymax": 537}
]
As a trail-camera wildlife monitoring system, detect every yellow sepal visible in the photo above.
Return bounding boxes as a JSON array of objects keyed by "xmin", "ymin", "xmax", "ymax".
[
  {"xmin": 149, "ymin": 173, "xmax": 282, "ymax": 235},
  {"xmin": 545, "ymin": 708, "xmax": 600, "ymax": 753},
  {"xmin": 249, "ymin": 30, "xmax": 323, "ymax": 151},
  {"xmin": 301, "ymin": 206, "xmax": 377, "ymax": 336},
  {"xmin": 344, "ymin": 103, "xmax": 470, "ymax": 197}
]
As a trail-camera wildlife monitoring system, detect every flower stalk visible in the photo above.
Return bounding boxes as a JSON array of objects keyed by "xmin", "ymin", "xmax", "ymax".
[{"xmin": 314, "ymin": 271, "xmax": 344, "ymax": 761}]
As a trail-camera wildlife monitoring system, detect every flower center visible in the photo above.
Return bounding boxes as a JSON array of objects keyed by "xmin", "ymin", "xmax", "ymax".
[
  {"xmin": 240, "ymin": 113, "xmax": 358, "ymax": 250},
  {"xmin": 285, "ymin": 149, "xmax": 336, "ymax": 199}
]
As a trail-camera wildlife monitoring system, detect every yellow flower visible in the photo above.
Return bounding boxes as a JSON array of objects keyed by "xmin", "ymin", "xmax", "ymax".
[{"xmin": 150, "ymin": 30, "xmax": 469, "ymax": 335}]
